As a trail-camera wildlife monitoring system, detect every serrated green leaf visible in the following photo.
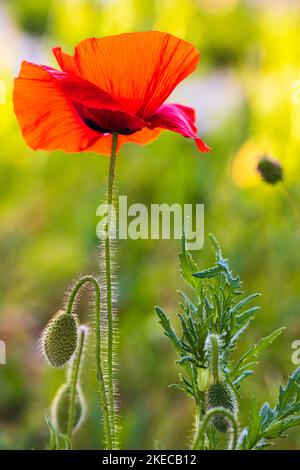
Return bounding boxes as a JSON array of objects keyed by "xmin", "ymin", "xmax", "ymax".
[
  {"xmin": 230, "ymin": 293, "xmax": 261, "ymax": 315},
  {"xmin": 276, "ymin": 367, "xmax": 300, "ymax": 416},
  {"xmin": 155, "ymin": 306, "xmax": 181, "ymax": 353},
  {"xmin": 240, "ymin": 368, "xmax": 300, "ymax": 449},
  {"xmin": 233, "ymin": 370, "xmax": 253, "ymax": 386},
  {"xmin": 231, "ymin": 328, "xmax": 284, "ymax": 381},
  {"xmin": 178, "ymin": 234, "xmax": 199, "ymax": 289},
  {"xmin": 241, "ymin": 397, "xmax": 261, "ymax": 449},
  {"xmin": 263, "ymin": 415, "xmax": 300, "ymax": 439},
  {"xmin": 192, "ymin": 266, "xmax": 221, "ymax": 279},
  {"xmin": 177, "ymin": 290, "xmax": 197, "ymax": 314},
  {"xmin": 236, "ymin": 306, "xmax": 260, "ymax": 327}
]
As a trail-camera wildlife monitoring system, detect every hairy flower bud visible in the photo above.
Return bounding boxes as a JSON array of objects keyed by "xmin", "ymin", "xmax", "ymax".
[
  {"xmin": 42, "ymin": 310, "xmax": 78, "ymax": 367},
  {"xmin": 52, "ymin": 384, "xmax": 85, "ymax": 435},
  {"xmin": 257, "ymin": 155, "xmax": 283, "ymax": 185},
  {"xmin": 206, "ymin": 381, "xmax": 238, "ymax": 433}
]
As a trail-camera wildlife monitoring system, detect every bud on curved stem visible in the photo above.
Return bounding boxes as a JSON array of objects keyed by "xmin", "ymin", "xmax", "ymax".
[
  {"xmin": 42, "ymin": 310, "xmax": 78, "ymax": 367},
  {"xmin": 52, "ymin": 384, "xmax": 84, "ymax": 439},
  {"xmin": 65, "ymin": 275, "xmax": 113, "ymax": 449},
  {"xmin": 193, "ymin": 407, "xmax": 238, "ymax": 450}
]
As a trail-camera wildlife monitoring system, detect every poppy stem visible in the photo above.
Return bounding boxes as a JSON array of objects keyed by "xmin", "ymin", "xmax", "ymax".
[
  {"xmin": 66, "ymin": 276, "xmax": 113, "ymax": 449},
  {"xmin": 67, "ymin": 325, "xmax": 86, "ymax": 447},
  {"xmin": 193, "ymin": 407, "xmax": 238, "ymax": 450},
  {"xmin": 105, "ymin": 132, "xmax": 118, "ymax": 448}
]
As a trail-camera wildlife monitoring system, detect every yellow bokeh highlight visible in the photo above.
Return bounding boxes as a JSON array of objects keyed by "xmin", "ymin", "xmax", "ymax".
[
  {"xmin": 200, "ymin": 0, "xmax": 240, "ymax": 15},
  {"xmin": 0, "ymin": 80, "xmax": 6, "ymax": 104},
  {"xmin": 231, "ymin": 137, "xmax": 276, "ymax": 188}
]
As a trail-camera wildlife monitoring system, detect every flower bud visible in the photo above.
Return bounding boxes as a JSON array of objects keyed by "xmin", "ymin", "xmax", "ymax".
[
  {"xmin": 52, "ymin": 384, "xmax": 85, "ymax": 435},
  {"xmin": 206, "ymin": 381, "xmax": 238, "ymax": 433},
  {"xmin": 42, "ymin": 310, "xmax": 78, "ymax": 367},
  {"xmin": 257, "ymin": 155, "xmax": 283, "ymax": 185}
]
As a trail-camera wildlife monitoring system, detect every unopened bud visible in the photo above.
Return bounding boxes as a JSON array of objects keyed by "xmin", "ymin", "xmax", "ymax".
[
  {"xmin": 206, "ymin": 381, "xmax": 238, "ymax": 433},
  {"xmin": 257, "ymin": 155, "xmax": 283, "ymax": 185},
  {"xmin": 42, "ymin": 310, "xmax": 78, "ymax": 367},
  {"xmin": 52, "ymin": 383, "xmax": 85, "ymax": 435}
]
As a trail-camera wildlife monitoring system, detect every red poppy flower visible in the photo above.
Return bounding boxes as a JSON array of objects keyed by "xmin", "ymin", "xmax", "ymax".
[{"xmin": 13, "ymin": 31, "xmax": 210, "ymax": 155}]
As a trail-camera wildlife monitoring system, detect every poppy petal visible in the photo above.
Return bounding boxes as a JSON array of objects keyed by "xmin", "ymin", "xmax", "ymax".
[
  {"xmin": 64, "ymin": 32, "xmax": 199, "ymax": 119},
  {"xmin": 13, "ymin": 61, "xmax": 111, "ymax": 153},
  {"xmin": 118, "ymin": 127, "xmax": 163, "ymax": 148},
  {"xmin": 148, "ymin": 103, "xmax": 210, "ymax": 153},
  {"xmin": 53, "ymin": 47, "xmax": 79, "ymax": 76},
  {"xmin": 13, "ymin": 61, "xmax": 146, "ymax": 154},
  {"xmin": 59, "ymin": 73, "xmax": 146, "ymax": 132}
]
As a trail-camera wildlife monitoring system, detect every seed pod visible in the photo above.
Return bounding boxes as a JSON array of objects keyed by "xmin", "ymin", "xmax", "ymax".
[
  {"xmin": 42, "ymin": 310, "xmax": 78, "ymax": 367},
  {"xmin": 52, "ymin": 384, "xmax": 85, "ymax": 435},
  {"xmin": 257, "ymin": 155, "xmax": 283, "ymax": 185},
  {"xmin": 206, "ymin": 381, "xmax": 238, "ymax": 433}
]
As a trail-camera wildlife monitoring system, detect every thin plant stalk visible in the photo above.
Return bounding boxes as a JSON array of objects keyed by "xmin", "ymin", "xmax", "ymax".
[
  {"xmin": 67, "ymin": 326, "xmax": 85, "ymax": 446},
  {"xmin": 208, "ymin": 334, "xmax": 220, "ymax": 384},
  {"xmin": 104, "ymin": 132, "xmax": 118, "ymax": 447},
  {"xmin": 193, "ymin": 407, "xmax": 238, "ymax": 450},
  {"xmin": 66, "ymin": 276, "xmax": 112, "ymax": 449}
]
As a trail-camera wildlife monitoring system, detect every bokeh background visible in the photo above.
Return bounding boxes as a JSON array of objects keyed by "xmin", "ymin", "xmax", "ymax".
[{"xmin": 0, "ymin": 0, "xmax": 300, "ymax": 450}]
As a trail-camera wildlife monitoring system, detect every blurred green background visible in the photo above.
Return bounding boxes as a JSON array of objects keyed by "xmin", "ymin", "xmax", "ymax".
[{"xmin": 0, "ymin": 0, "xmax": 300, "ymax": 450}]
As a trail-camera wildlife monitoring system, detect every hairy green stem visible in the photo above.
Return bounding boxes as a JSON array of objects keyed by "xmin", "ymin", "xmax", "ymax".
[
  {"xmin": 66, "ymin": 276, "xmax": 112, "ymax": 449},
  {"xmin": 208, "ymin": 334, "xmax": 220, "ymax": 384},
  {"xmin": 193, "ymin": 407, "xmax": 238, "ymax": 450},
  {"xmin": 67, "ymin": 326, "xmax": 85, "ymax": 445},
  {"xmin": 105, "ymin": 132, "xmax": 118, "ymax": 448}
]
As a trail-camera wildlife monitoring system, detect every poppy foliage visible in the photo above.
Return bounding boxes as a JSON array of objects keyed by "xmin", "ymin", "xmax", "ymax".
[{"xmin": 14, "ymin": 31, "xmax": 210, "ymax": 155}]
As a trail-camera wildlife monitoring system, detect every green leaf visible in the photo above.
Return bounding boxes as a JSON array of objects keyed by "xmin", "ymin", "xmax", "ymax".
[
  {"xmin": 178, "ymin": 234, "xmax": 199, "ymax": 289},
  {"xmin": 276, "ymin": 367, "xmax": 300, "ymax": 416},
  {"xmin": 263, "ymin": 415, "xmax": 300, "ymax": 439},
  {"xmin": 45, "ymin": 415, "xmax": 58, "ymax": 450},
  {"xmin": 230, "ymin": 293, "xmax": 261, "ymax": 315},
  {"xmin": 177, "ymin": 290, "xmax": 197, "ymax": 314},
  {"xmin": 236, "ymin": 306, "xmax": 260, "ymax": 328},
  {"xmin": 241, "ymin": 397, "xmax": 261, "ymax": 449},
  {"xmin": 231, "ymin": 328, "xmax": 284, "ymax": 381},
  {"xmin": 240, "ymin": 367, "xmax": 300, "ymax": 449},
  {"xmin": 155, "ymin": 306, "xmax": 181, "ymax": 353},
  {"xmin": 209, "ymin": 234, "xmax": 240, "ymax": 288},
  {"xmin": 192, "ymin": 266, "xmax": 221, "ymax": 279}
]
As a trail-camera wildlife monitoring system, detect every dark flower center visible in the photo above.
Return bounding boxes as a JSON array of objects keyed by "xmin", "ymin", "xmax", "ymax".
[
  {"xmin": 73, "ymin": 101, "xmax": 143, "ymax": 136},
  {"xmin": 83, "ymin": 118, "xmax": 137, "ymax": 135}
]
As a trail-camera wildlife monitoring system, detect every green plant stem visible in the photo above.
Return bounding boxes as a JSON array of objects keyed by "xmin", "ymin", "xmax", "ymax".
[
  {"xmin": 105, "ymin": 132, "xmax": 118, "ymax": 448},
  {"xmin": 193, "ymin": 407, "xmax": 238, "ymax": 450},
  {"xmin": 193, "ymin": 401, "xmax": 202, "ymax": 449},
  {"xmin": 66, "ymin": 276, "xmax": 112, "ymax": 449},
  {"xmin": 67, "ymin": 326, "xmax": 85, "ymax": 446},
  {"xmin": 208, "ymin": 334, "xmax": 220, "ymax": 384}
]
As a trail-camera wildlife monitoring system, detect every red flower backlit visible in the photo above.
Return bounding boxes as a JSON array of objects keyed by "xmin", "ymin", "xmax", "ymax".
[{"xmin": 13, "ymin": 32, "xmax": 210, "ymax": 155}]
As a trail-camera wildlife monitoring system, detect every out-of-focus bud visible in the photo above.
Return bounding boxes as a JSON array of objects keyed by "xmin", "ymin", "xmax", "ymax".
[
  {"xmin": 52, "ymin": 384, "xmax": 85, "ymax": 435},
  {"xmin": 257, "ymin": 155, "xmax": 283, "ymax": 185},
  {"xmin": 42, "ymin": 310, "xmax": 78, "ymax": 367}
]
